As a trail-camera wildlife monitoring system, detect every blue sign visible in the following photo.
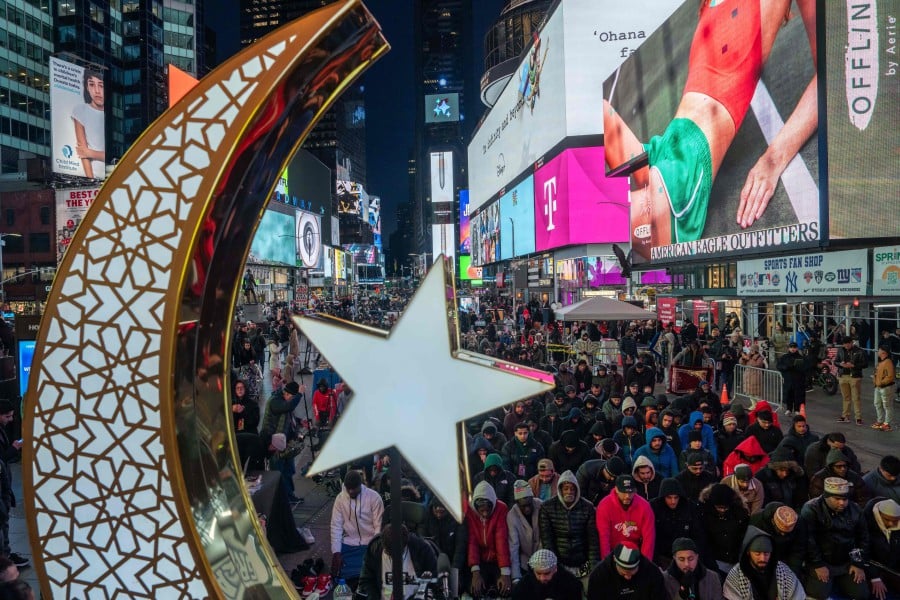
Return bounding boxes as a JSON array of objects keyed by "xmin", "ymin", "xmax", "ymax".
[{"xmin": 18, "ymin": 340, "xmax": 36, "ymax": 398}]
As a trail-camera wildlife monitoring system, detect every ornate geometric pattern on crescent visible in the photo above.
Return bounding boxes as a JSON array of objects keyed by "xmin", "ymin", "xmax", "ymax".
[{"xmin": 30, "ymin": 37, "xmax": 296, "ymax": 599}]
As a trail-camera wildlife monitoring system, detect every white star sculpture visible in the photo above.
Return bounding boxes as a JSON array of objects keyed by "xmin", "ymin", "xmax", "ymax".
[{"xmin": 293, "ymin": 256, "xmax": 553, "ymax": 521}]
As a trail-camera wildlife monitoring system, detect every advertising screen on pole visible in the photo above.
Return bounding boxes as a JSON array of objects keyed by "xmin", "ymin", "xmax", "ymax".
[
  {"xmin": 50, "ymin": 57, "xmax": 106, "ymax": 179},
  {"xmin": 471, "ymin": 201, "xmax": 500, "ymax": 266},
  {"xmin": 459, "ymin": 189, "xmax": 471, "ymax": 255},
  {"xmin": 425, "ymin": 93, "xmax": 460, "ymax": 123},
  {"xmin": 432, "ymin": 224, "xmax": 456, "ymax": 262},
  {"xmin": 532, "ymin": 147, "xmax": 629, "ymax": 252},
  {"xmin": 249, "ymin": 209, "xmax": 294, "ymax": 266},
  {"xmin": 499, "ymin": 175, "xmax": 535, "ymax": 260},
  {"xmin": 823, "ymin": 0, "xmax": 899, "ymax": 240},
  {"xmin": 603, "ymin": 0, "xmax": 821, "ymax": 264},
  {"xmin": 467, "ymin": 0, "xmax": 681, "ymax": 212},
  {"xmin": 55, "ymin": 188, "xmax": 101, "ymax": 264}
]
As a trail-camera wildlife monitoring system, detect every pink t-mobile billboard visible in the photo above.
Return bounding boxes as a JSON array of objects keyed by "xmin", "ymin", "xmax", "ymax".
[{"xmin": 533, "ymin": 146, "xmax": 629, "ymax": 251}]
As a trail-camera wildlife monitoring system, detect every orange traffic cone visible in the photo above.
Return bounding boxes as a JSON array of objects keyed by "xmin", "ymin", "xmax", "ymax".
[
  {"xmin": 720, "ymin": 383, "xmax": 730, "ymax": 407},
  {"xmin": 799, "ymin": 403, "xmax": 807, "ymax": 418}
]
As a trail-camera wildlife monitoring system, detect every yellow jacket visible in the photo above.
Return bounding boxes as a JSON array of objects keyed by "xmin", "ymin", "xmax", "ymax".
[{"xmin": 874, "ymin": 356, "xmax": 896, "ymax": 387}]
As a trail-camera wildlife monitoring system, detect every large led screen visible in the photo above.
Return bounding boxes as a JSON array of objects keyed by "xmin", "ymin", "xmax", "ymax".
[
  {"xmin": 467, "ymin": 0, "xmax": 681, "ymax": 211},
  {"xmin": 471, "ymin": 201, "xmax": 500, "ymax": 266},
  {"xmin": 425, "ymin": 93, "xmax": 460, "ymax": 123},
  {"xmin": 336, "ymin": 180, "xmax": 369, "ymax": 221},
  {"xmin": 50, "ymin": 57, "xmax": 106, "ymax": 180},
  {"xmin": 824, "ymin": 0, "xmax": 899, "ymax": 239},
  {"xmin": 432, "ymin": 224, "xmax": 456, "ymax": 262},
  {"xmin": 459, "ymin": 189, "xmax": 471, "ymax": 255},
  {"xmin": 499, "ymin": 176, "xmax": 536, "ymax": 260},
  {"xmin": 533, "ymin": 147, "xmax": 629, "ymax": 252},
  {"xmin": 430, "ymin": 151, "xmax": 454, "ymax": 205},
  {"xmin": 295, "ymin": 210, "xmax": 322, "ymax": 269},
  {"xmin": 249, "ymin": 209, "xmax": 294, "ymax": 266},
  {"xmin": 603, "ymin": 0, "xmax": 820, "ymax": 263},
  {"xmin": 459, "ymin": 255, "xmax": 483, "ymax": 283}
]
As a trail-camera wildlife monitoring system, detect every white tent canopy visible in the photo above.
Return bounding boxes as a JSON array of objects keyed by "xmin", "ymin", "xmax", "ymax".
[{"xmin": 554, "ymin": 296, "xmax": 656, "ymax": 322}]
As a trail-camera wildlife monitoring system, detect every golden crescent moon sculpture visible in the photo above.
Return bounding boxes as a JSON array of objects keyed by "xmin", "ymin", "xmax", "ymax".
[{"xmin": 23, "ymin": 2, "xmax": 388, "ymax": 598}]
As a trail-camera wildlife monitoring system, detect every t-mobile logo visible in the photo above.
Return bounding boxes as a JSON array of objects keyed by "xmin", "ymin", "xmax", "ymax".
[{"xmin": 543, "ymin": 177, "xmax": 558, "ymax": 231}]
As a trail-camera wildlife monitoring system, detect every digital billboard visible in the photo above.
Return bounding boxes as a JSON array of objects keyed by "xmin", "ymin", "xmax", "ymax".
[
  {"xmin": 336, "ymin": 180, "xmax": 369, "ymax": 221},
  {"xmin": 18, "ymin": 340, "xmax": 36, "ymax": 399},
  {"xmin": 249, "ymin": 209, "xmax": 294, "ymax": 266},
  {"xmin": 459, "ymin": 255, "xmax": 483, "ymax": 283},
  {"xmin": 425, "ymin": 93, "xmax": 460, "ymax": 123},
  {"xmin": 533, "ymin": 147, "xmax": 629, "ymax": 252},
  {"xmin": 824, "ymin": 0, "xmax": 899, "ymax": 239},
  {"xmin": 55, "ymin": 188, "xmax": 100, "ymax": 264},
  {"xmin": 432, "ymin": 224, "xmax": 456, "ymax": 262},
  {"xmin": 343, "ymin": 244, "xmax": 381, "ymax": 265},
  {"xmin": 295, "ymin": 210, "xmax": 322, "ymax": 269},
  {"xmin": 603, "ymin": 0, "xmax": 820, "ymax": 263},
  {"xmin": 471, "ymin": 201, "xmax": 500, "ymax": 266},
  {"xmin": 430, "ymin": 151, "xmax": 454, "ymax": 226},
  {"xmin": 459, "ymin": 189, "xmax": 471, "ymax": 255},
  {"xmin": 499, "ymin": 175, "xmax": 536, "ymax": 260},
  {"xmin": 467, "ymin": 0, "xmax": 681, "ymax": 211},
  {"xmin": 50, "ymin": 57, "xmax": 106, "ymax": 179},
  {"xmin": 323, "ymin": 247, "xmax": 334, "ymax": 280}
]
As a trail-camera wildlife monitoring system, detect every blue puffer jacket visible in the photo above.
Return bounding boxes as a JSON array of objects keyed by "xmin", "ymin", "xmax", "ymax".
[
  {"xmin": 677, "ymin": 411, "xmax": 718, "ymax": 462},
  {"xmin": 633, "ymin": 427, "xmax": 680, "ymax": 478}
]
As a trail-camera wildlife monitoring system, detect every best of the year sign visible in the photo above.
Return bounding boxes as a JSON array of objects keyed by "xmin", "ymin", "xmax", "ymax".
[
  {"xmin": 874, "ymin": 246, "xmax": 900, "ymax": 296},
  {"xmin": 737, "ymin": 249, "xmax": 867, "ymax": 297}
]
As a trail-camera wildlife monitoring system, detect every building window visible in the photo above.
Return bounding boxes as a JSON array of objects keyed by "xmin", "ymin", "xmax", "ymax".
[
  {"xmin": 5, "ymin": 210, "xmax": 13, "ymax": 227},
  {"xmin": 39, "ymin": 206, "xmax": 50, "ymax": 225},
  {"xmin": 29, "ymin": 233, "xmax": 50, "ymax": 253}
]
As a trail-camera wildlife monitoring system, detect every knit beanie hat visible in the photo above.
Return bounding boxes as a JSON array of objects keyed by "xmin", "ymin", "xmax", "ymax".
[
  {"xmin": 748, "ymin": 534, "xmax": 773, "ymax": 553},
  {"xmin": 722, "ymin": 412, "xmax": 738, "ymax": 427},
  {"xmin": 513, "ymin": 480, "xmax": 533, "ymax": 500},
  {"xmin": 672, "ymin": 537, "xmax": 698, "ymax": 554}
]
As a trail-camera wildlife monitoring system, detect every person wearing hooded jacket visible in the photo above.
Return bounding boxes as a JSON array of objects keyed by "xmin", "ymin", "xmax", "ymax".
[
  {"xmin": 547, "ymin": 430, "xmax": 591, "ymax": 475},
  {"xmin": 864, "ymin": 497, "xmax": 900, "ymax": 598},
  {"xmin": 662, "ymin": 537, "xmax": 723, "ymax": 600},
  {"xmin": 356, "ymin": 523, "xmax": 437, "ymax": 599},
  {"xmin": 775, "ymin": 414, "xmax": 819, "ymax": 465},
  {"xmin": 474, "ymin": 453, "xmax": 516, "ymax": 507},
  {"xmin": 473, "ymin": 420, "xmax": 507, "ymax": 454},
  {"xmin": 756, "ymin": 447, "xmax": 809, "ymax": 511},
  {"xmin": 587, "ymin": 543, "xmax": 665, "ymax": 600},
  {"xmin": 501, "ymin": 422, "xmax": 545, "ymax": 480},
  {"xmin": 699, "ymin": 483, "xmax": 750, "ymax": 576},
  {"xmin": 652, "ymin": 478, "xmax": 708, "ymax": 569},
  {"xmin": 863, "ymin": 455, "xmax": 900, "ymax": 504},
  {"xmin": 596, "ymin": 473, "xmax": 656, "ymax": 559},
  {"xmin": 723, "ymin": 526, "xmax": 805, "ymax": 600},
  {"xmin": 804, "ymin": 431, "xmax": 862, "ymax": 476},
  {"xmin": 539, "ymin": 404, "xmax": 566, "ymax": 442},
  {"xmin": 602, "ymin": 393, "xmax": 625, "ymax": 430},
  {"xmin": 465, "ymin": 481, "xmax": 513, "ymax": 596},
  {"xmin": 330, "ymin": 470, "xmax": 384, "ymax": 582},
  {"xmin": 613, "ymin": 415, "xmax": 644, "ymax": 468},
  {"xmin": 721, "ymin": 464, "xmax": 766, "ymax": 515},
  {"xmin": 467, "ymin": 436, "xmax": 493, "ymax": 487},
  {"xmin": 677, "ymin": 410, "xmax": 718, "ymax": 463},
  {"xmin": 539, "ymin": 470, "xmax": 600, "ymax": 579},
  {"xmin": 631, "ymin": 455, "xmax": 662, "ymax": 501},
  {"xmin": 721, "ymin": 435, "xmax": 770, "ymax": 477},
  {"xmin": 577, "ymin": 455, "xmax": 625, "ymax": 506},
  {"xmin": 634, "ymin": 426, "xmax": 680, "ymax": 479},
  {"xmin": 808, "ymin": 447, "xmax": 871, "ymax": 506},
  {"xmin": 749, "ymin": 502, "xmax": 806, "ymax": 577}
]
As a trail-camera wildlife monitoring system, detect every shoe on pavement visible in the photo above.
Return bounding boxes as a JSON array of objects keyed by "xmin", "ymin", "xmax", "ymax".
[
  {"xmin": 296, "ymin": 575, "xmax": 316, "ymax": 596},
  {"xmin": 836, "ymin": 417, "xmax": 850, "ymax": 423},
  {"xmin": 872, "ymin": 422, "xmax": 884, "ymax": 429},
  {"xmin": 8, "ymin": 553, "xmax": 29, "ymax": 567},
  {"xmin": 856, "ymin": 419, "xmax": 864, "ymax": 426},
  {"xmin": 881, "ymin": 424, "xmax": 893, "ymax": 432},
  {"xmin": 315, "ymin": 574, "xmax": 332, "ymax": 596}
]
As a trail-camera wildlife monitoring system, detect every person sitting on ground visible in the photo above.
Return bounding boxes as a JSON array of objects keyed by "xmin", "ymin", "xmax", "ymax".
[
  {"xmin": 662, "ymin": 537, "xmax": 723, "ymax": 600},
  {"xmin": 356, "ymin": 523, "xmax": 437, "ymax": 599},
  {"xmin": 527, "ymin": 458, "xmax": 559, "ymax": 502},
  {"xmin": 677, "ymin": 410, "xmax": 718, "ymax": 463},
  {"xmin": 721, "ymin": 463, "xmax": 765, "ymax": 515},
  {"xmin": 576, "ymin": 455, "xmax": 624, "ymax": 506},
  {"xmin": 596, "ymin": 474, "xmax": 656, "ymax": 560},
  {"xmin": 539, "ymin": 404, "xmax": 566, "ymax": 442},
  {"xmin": 633, "ymin": 426, "xmax": 680, "ymax": 479},
  {"xmin": 715, "ymin": 412, "xmax": 747, "ymax": 470},
  {"xmin": 775, "ymin": 413, "xmax": 819, "ymax": 464},
  {"xmin": 676, "ymin": 452, "xmax": 719, "ymax": 503},
  {"xmin": 587, "ymin": 543, "xmax": 665, "ymax": 600},
  {"xmin": 863, "ymin": 455, "xmax": 900, "ymax": 504},
  {"xmin": 548, "ymin": 430, "xmax": 591, "ymax": 475},
  {"xmin": 474, "ymin": 453, "xmax": 516, "ymax": 507},
  {"xmin": 631, "ymin": 455, "xmax": 662, "ymax": 501},
  {"xmin": 652, "ymin": 477, "xmax": 707, "ymax": 569},
  {"xmin": 721, "ymin": 434, "xmax": 770, "ymax": 478},
  {"xmin": 465, "ymin": 481, "xmax": 513, "ymax": 597},
  {"xmin": 501, "ymin": 422, "xmax": 545, "ymax": 481},
  {"xmin": 723, "ymin": 526, "xmax": 805, "ymax": 600},
  {"xmin": 539, "ymin": 470, "xmax": 600, "ymax": 584},
  {"xmin": 612, "ymin": 416, "xmax": 644, "ymax": 469},
  {"xmin": 801, "ymin": 476, "xmax": 871, "ymax": 600},
  {"xmin": 808, "ymin": 447, "xmax": 871, "ymax": 506},
  {"xmin": 508, "ymin": 480, "xmax": 542, "ymax": 587},
  {"xmin": 756, "ymin": 447, "xmax": 809, "ymax": 511},
  {"xmin": 804, "ymin": 431, "xmax": 862, "ymax": 476},
  {"xmin": 510, "ymin": 548, "xmax": 583, "ymax": 600},
  {"xmin": 744, "ymin": 408, "xmax": 783, "ymax": 454},
  {"xmin": 679, "ymin": 431, "xmax": 717, "ymax": 476},
  {"xmin": 748, "ymin": 502, "xmax": 805, "ymax": 577},
  {"xmin": 864, "ymin": 497, "xmax": 900, "ymax": 600},
  {"xmin": 474, "ymin": 420, "xmax": 507, "ymax": 454},
  {"xmin": 699, "ymin": 483, "xmax": 750, "ymax": 577}
]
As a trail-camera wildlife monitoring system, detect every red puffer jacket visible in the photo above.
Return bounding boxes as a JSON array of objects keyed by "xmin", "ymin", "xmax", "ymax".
[{"xmin": 465, "ymin": 481, "xmax": 511, "ymax": 573}]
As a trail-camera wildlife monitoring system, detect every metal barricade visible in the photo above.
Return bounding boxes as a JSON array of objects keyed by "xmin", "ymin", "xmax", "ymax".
[{"xmin": 733, "ymin": 364, "xmax": 783, "ymax": 411}]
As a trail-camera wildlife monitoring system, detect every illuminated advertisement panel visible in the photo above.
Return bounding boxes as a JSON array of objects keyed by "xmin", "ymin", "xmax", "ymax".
[
  {"xmin": 459, "ymin": 189, "xmax": 471, "ymax": 255},
  {"xmin": 459, "ymin": 255, "xmax": 483, "ymax": 283},
  {"xmin": 603, "ymin": 0, "xmax": 821, "ymax": 263},
  {"xmin": 499, "ymin": 175, "xmax": 535, "ymax": 260},
  {"xmin": 471, "ymin": 201, "xmax": 500, "ymax": 266},
  {"xmin": 336, "ymin": 180, "xmax": 369, "ymax": 222},
  {"xmin": 249, "ymin": 209, "xmax": 294, "ymax": 266},
  {"xmin": 55, "ymin": 188, "xmax": 100, "ymax": 264},
  {"xmin": 824, "ymin": 0, "xmax": 899, "ymax": 239},
  {"xmin": 425, "ymin": 93, "xmax": 460, "ymax": 123},
  {"xmin": 50, "ymin": 57, "xmax": 106, "ymax": 179},
  {"xmin": 737, "ymin": 249, "xmax": 868, "ymax": 297},
  {"xmin": 430, "ymin": 151, "xmax": 454, "ymax": 205},
  {"xmin": 533, "ymin": 147, "xmax": 629, "ymax": 252},
  {"xmin": 295, "ymin": 210, "xmax": 322, "ymax": 269},
  {"xmin": 432, "ymin": 224, "xmax": 456, "ymax": 262},
  {"xmin": 467, "ymin": 0, "xmax": 681, "ymax": 211}
]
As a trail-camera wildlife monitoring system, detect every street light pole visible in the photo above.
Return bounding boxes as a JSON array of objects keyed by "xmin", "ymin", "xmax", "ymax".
[{"xmin": 0, "ymin": 233, "xmax": 23, "ymax": 306}]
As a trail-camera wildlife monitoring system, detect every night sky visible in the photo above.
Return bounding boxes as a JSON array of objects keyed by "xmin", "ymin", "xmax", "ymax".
[{"xmin": 208, "ymin": 0, "xmax": 505, "ymax": 239}]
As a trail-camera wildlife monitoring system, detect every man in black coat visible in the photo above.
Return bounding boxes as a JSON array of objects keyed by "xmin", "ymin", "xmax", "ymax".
[
  {"xmin": 777, "ymin": 341, "xmax": 807, "ymax": 414},
  {"xmin": 651, "ymin": 477, "xmax": 708, "ymax": 568},
  {"xmin": 587, "ymin": 543, "xmax": 665, "ymax": 600},
  {"xmin": 511, "ymin": 549, "xmax": 582, "ymax": 600}
]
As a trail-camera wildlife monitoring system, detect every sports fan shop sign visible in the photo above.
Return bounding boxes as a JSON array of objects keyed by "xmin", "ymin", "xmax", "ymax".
[{"xmin": 737, "ymin": 249, "xmax": 867, "ymax": 297}]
